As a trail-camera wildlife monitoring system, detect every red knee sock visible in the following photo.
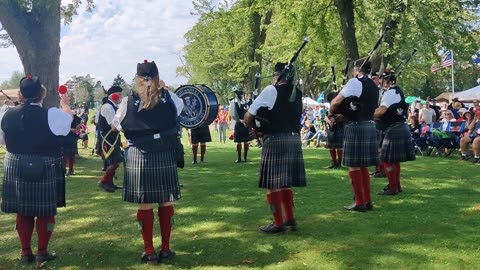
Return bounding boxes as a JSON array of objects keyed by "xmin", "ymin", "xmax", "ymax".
[
  {"xmin": 336, "ymin": 149, "xmax": 343, "ymax": 165},
  {"xmin": 360, "ymin": 167, "xmax": 371, "ymax": 203},
  {"xmin": 329, "ymin": 149, "xmax": 337, "ymax": 164},
  {"xmin": 266, "ymin": 191, "xmax": 284, "ymax": 226},
  {"xmin": 68, "ymin": 154, "xmax": 75, "ymax": 172},
  {"xmin": 377, "ymin": 161, "xmax": 385, "ymax": 173},
  {"xmin": 395, "ymin": 163, "xmax": 401, "ymax": 191},
  {"xmin": 192, "ymin": 144, "xmax": 198, "ymax": 162},
  {"xmin": 349, "ymin": 170, "xmax": 365, "ymax": 206},
  {"xmin": 137, "ymin": 209, "xmax": 155, "ymax": 255},
  {"xmin": 101, "ymin": 163, "xmax": 119, "ymax": 185},
  {"xmin": 236, "ymin": 143, "xmax": 242, "ymax": 161},
  {"xmin": 243, "ymin": 142, "xmax": 249, "ymax": 160},
  {"xmin": 36, "ymin": 216, "xmax": 55, "ymax": 256},
  {"xmin": 200, "ymin": 144, "xmax": 206, "ymax": 162},
  {"xmin": 282, "ymin": 189, "xmax": 294, "ymax": 221},
  {"xmin": 16, "ymin": 215, "xmax": 34, "ymax": 256},
  {"xmin": 384, "ymin": 162, "xmax": 398, "ymax": 192},
  {"xmin": 158, "ymin": 205, "xmax": 174, "ymax": 252}
]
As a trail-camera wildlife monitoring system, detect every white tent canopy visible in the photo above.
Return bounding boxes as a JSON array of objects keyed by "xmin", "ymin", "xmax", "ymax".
[
  {"xmin": 454, "ymin": 85, "xmax": 480, "ymax": 102},
  {"xmin": 302, "ymin": 97, "xmax": 319, "ymax": 107}
]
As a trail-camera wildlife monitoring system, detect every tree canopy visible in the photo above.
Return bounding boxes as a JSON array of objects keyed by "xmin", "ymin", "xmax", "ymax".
[{"xmin": 179, "ymin": 0, "xmax": 480, "ymax": 103}]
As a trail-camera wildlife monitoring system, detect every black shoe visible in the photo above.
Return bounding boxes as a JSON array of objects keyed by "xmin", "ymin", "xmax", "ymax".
[
  {"xmin": 460, "ymin": 155, "xmax": 467, "ymax": 161},
  {"xmin": 335, "ymin": 163, "xmax": 342, "ymax": 169},
  {"xmin": 473, "ymin": 158, "xmax": 479, "ymax": 164},
  {"xmin": 259, "ymin": 223, "xmax": 287, "ymax": 233},
  {"xmin": 20, "ymin": 254, "xmax": 35, "ymax": 264},
  {"xmin": 97, "ymin": 181, "xmax": 115, "ymax": 193},
  {"xmin": 112, "ymin": 184, "xmax": 122, "ymax": 190},
  {"xmin": 369, "ymin": 171, "xmax": 378, "ymax": 176},
  {"xmin": 284, "ymin": 219, "xmax": 297, "ymax": 231},
  {"xmin": 35, "ymin": 252, "xmax": 56, "ymax": 268},
  {"xmin": 235, "ymin": 159, "xmax": 242, "ymax": 163},
  {"xmin": 343, "ymin": 203, "xmax": 367, "ymax": 212},
  {"xmin": 366, "ymin": 202, "xmax": 373, "ymax": 210},
  {"xmin": 327, "ymin": 163, "xmax": 337, "ymax": 169},
  {"xmin": 140, "ymin": 252, "xmax": 158, "ymax": 265},
  {"xmin": 158, "ymin": 250, "xmax": 175, "ymax": 263},
  {"xmin": 373, "ymin": 171, "xmax": 386, "ymax": 178},
  {"xmin": 192, "ymin": 160, "xmax": 197, "ymax": 164},
  {"xmin": 68, "ymin": 170, "xmax": 75, "ymax": 175},
  {"xmin": 377, "ymin": 189, "xmax": 398, "ymax": 195}
]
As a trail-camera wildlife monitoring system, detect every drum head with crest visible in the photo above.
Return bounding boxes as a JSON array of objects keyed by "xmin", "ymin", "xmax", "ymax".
[{"xmin": 175, "ymin": 84, "xmax": 219, "ymax": 129}]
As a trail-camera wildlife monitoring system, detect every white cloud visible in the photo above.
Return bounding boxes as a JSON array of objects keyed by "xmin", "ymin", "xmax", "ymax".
[{"xmin": 0, "ymin": 0, "xmax": 198, "ymax": 87}]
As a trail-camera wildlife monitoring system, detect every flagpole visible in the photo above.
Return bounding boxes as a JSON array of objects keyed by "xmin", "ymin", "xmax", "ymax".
[{"xmin": 451, "ymin": 50, "xmax": 455, "ymax": 96}]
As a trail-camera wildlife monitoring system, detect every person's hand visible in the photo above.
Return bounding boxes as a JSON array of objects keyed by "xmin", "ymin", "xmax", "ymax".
[{"xmin": 60, "ymin": 95, "xmax": 71, "ymax": 108}]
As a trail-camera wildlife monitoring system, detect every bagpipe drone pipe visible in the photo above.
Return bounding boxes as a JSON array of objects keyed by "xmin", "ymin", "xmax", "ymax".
[{"xmin": 254, "ymin": 37, "xmax": 311, "ymax": 133}]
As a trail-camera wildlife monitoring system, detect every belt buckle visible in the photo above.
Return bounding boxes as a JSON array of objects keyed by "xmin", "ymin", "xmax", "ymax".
[{"xmin": 153, "ymin": 134, "xmax": 161, "ymax": 139}]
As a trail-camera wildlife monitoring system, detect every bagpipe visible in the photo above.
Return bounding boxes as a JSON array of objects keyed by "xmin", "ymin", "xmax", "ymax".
[
  {"xmin": 331, "ymin": 26, "xmax": 390, "ymax": 118},
  {"xmin": 0, "ymin": 90, "xmax": 19, "ymax": 106},
  {"xmin": 375, "ymin": 48, "xmax": 418, "ymax": 130},
  {"xmin": 254, "ymin": 37, "xmax": 311, "ymax": 133}
]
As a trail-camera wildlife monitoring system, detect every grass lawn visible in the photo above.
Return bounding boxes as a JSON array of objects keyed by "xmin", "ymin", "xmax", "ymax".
[{"xmin": 1, "ymin": 125, "xmax": 480, "ymax": 269}]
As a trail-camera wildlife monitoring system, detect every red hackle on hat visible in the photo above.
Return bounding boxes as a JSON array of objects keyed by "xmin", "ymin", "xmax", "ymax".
[
  {"xmin": 58, "ymin": 85, "xmax": 68, "ymax": 95},
  {"xmin": 26, "ymin": 75, "xmax": 32, "ymax": 80},
  {"xmin": 144, "ymin": 59, "xmax": 148, "ymax": 63},
  {"xmin": 110, "ymin": 93, "xmax": 120, "ymax": 102}
]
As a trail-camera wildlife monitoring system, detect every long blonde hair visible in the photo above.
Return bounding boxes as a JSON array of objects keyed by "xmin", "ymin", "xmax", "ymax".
[{"xmin": 135, "ymin": 75, "xmax": 160, "ymax": 110}]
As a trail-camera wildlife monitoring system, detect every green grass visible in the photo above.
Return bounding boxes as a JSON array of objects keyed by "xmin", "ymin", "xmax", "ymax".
[{"xmin": 1, "ymin": 127, "xmax": 480, "ymax": 269}]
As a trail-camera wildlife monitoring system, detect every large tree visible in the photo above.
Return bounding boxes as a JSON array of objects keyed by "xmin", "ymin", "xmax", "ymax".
[{"xmin": 0, "ymin": 0, "xmax": 93, "ymax": 108}]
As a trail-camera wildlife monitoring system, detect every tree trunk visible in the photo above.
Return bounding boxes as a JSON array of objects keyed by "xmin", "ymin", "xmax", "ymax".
[
  {"xmin": 334, "ymin": 0, "xmax": 359, "ymax": 62},
  {"xmin": 0, "ymin": 0, "xmax": 61, "ymax": 108}
]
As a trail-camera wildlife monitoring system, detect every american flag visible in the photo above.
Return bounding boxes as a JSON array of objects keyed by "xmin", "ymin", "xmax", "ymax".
[{"xmin": 431, "ymin": 51, "xmax": 453, "ymax": 73}]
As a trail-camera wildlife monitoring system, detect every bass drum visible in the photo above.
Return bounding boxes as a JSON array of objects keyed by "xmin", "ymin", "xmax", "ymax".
[{"xmin": 174, "ymin": 84, "xmax": 219, "ymax": 129}]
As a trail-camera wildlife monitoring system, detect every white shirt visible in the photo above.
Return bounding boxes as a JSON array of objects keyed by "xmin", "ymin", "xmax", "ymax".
[
  {"xmin": 339, "ymin": 78, "xmax": 363, "ymax": 98},
  {"xmin": 0, "ymin": 103, "xmax": 72, "ymax": 145},
  {"xmin": 248, "ymin": 85, "xmax": 277, "ymax": 115},
  {"xmin": 419, "ymin": 107, "xmax": 435, "ymax": 124},
  {"xmin": 100, "ymin": 102, "xmax": 117, "ymax": 125},
  {"xmin": 380, "ymin": 88, "xmax": 402, "ymax": 108},
  {"xmin": 112, "ymin": 91, "xmax": 184, "ymax": 132}
]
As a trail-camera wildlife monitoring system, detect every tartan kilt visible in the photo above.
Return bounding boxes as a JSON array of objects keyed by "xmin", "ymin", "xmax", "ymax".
[
  {"xmin": 380, "ymin": 122, "xmax": 416, "ymax": 163},
  {"xmin": 1, "ymin": 152, "xmax": 65, "ymax": 216},
  {"xmin": 343, "ymin": 121, "xmax": 379, "ymax": 167},
  {"xmin": 234, "ymin": 122, "xmax": 251, "ymax": 142},
  {"xmin": 326, "ymin": 125, "xmax": 344, "ymax": 149},
  {"xmin": 191, "ymin": 125, "xmax": 212, "ymax": 144},
  {"xmin": 123, "ymin": 146, "xmax": 181, "ymax": 204},
  {"xmin": 60, "ymin": 132, "xmax": 78, "ymax": 155},
  {"xmin": 376, "ymin": 128, "xmax": 386, "ymax": 147},
  {"xmin": 258, "ymin": 133, "xmax": 306, "ymax": 189}
]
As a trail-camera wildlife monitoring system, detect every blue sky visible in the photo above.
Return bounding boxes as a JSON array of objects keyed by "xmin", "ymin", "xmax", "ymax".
[{"xmin": 0, "ymin": 0, "xmax": 202, "ymax": 87}]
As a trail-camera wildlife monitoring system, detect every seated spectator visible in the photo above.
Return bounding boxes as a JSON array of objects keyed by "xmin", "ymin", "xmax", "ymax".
[
  {"xmin": 441, "ymin": 110, "xmax": 456, "ymax": 126},
  {"xmin": 457, "ymin": 108, "xmax": 468, "ymax": 122},
  {"xmin": 408, "ymin": 115, "xmax": 420, "ymax": 133},
  {"xmin": 460, "ymin": 113, "xmax": 480, "ymax": 161},
  {"xmin": 302, "ymin": 120, "xmax": 316, "ymax": 147}
]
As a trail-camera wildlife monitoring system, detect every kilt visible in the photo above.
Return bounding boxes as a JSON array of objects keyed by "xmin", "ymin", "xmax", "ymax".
[
  {"xmin": 234, "ymin": 122, "xmax": 251, "ymax": 142},
  {"xmin": 60, "ymin": 132, "xmax": 78, "ymax": 155},
  {"xmin": 376, "ymin": 128, "xmax": 386, "ymax": 147},
  {"xmin": 123, "ymin": 146, "xmax": 181, "ymax": 204},
  {"xmin": 326, "ymin": 124, "xmax": 344, "ymax": 149},
  {"xmin": 380, "ymin": 122, "xmax": 416, "ymax": 163},
  {"xmin": 191, "ymin": 125, "xmax": 211, "ymax": 144},
  {"xmin": 1, "ymin": 152, "xmax": 65, "ymax": 216},
  {"xmin": 343, "ymin": 121, "xmax": 379, "ymax": 167},
  {"xmin": 258, "ymin": 133, "xmax": 306, "ymax": 189}
]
